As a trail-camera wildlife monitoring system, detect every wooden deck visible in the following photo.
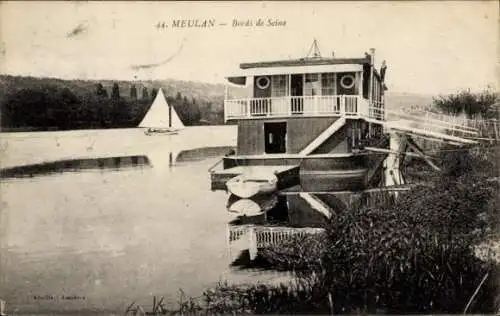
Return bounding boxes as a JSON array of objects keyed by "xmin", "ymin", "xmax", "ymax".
[{"xmin": 210, "ymin": 164, "xmax": 300, "ymax": 191}]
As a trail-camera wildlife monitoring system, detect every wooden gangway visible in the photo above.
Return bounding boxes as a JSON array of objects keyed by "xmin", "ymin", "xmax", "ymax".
[
  {"xmin": 382, "ymin": 109, "xmax": 479, "ymax": 145},
  {"xmin": 385, "ymin": 119, "xmax": 478, "ymax": 145}
]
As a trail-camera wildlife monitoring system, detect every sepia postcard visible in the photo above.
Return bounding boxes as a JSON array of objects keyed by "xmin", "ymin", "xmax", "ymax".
[{"xmin": 0, "ymin": 1, "xmax": 499, "ymax": 315}]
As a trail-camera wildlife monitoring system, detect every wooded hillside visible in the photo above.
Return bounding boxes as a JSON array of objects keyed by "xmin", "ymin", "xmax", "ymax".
[{"xmin": 0, "ymin": 75, "xmax": 225, "ymax": 131}]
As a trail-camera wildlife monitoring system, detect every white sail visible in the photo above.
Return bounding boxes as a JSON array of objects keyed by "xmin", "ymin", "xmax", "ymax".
[{"xmin": 138, "ymin": 88, "xmax": 185, "ymax": 129}]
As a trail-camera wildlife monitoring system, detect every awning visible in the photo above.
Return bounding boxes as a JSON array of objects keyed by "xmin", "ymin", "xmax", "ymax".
[
  {"xmin": 226, "ymin": 64, "xmax": 363, "ymax": 79},
  {"xmin": 227, "ymin": 76, "xmax": 247, "ymax": 85}
]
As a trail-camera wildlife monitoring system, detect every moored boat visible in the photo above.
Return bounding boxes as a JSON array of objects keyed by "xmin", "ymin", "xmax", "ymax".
[
  {"xmin": 227, "ymin": 193, "xmax": 279, "ymax": 214},
  {"xmin": 226, "ymin": 172, "xmax": 278, "ymax": 198}
]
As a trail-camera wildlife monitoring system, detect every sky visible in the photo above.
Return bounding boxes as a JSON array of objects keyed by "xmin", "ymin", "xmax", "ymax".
[{"xmin": 0, "ymin": 1, "xmax": 498, "ymax": 95}]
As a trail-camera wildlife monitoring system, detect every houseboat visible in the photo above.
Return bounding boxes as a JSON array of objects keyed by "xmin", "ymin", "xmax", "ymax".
[
  {"xmin": 214, "ymin": 42, "xmax": 481, "ymax": 262},
  {"xmin": 211, "ymin": 45, "xmax": 390, "ymax": 194}
]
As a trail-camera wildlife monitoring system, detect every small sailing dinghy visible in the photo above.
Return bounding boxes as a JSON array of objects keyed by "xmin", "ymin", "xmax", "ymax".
[
  {"xmin": 226, "ymin": 172, "xmax": 278, "ymax": 198},
  {"xmin": 139, "ymin": 88, "xmax": 185, "ymax": 135}
]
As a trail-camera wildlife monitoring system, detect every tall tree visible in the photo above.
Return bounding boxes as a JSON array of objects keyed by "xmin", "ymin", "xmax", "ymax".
[
  {"xmin": 151, "ymin": 88, "xmax": 158, "ymax": 100},
  {"xmin": 130, "ymin": 84, "xmax": 137, "ymax": 99},
  {"xmin": 55, "ymin": 87, "xmax": 80, "ymax": 129},
  {"xmin": 142, "ymin": 87, "xmax": 149, "ymax": 100},
  {"xmin": 110, "ymin": 83, "xmax": 124, "ymax": 125},
  {"xmin": 111, "ymin": 83, "xmax": 120, "ymax": 100},
  {"xmin": 96, "ymin": 83, "xmax": 108, "ymax": 98}
]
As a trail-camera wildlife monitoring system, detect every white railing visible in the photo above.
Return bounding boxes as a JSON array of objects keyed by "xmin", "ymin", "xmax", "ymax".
[
  {"xmin": 386, "ymin": 108, "xmax": 480, "ymax": 138},
  {"xmin": 369, "ymin": 101, "xmax": 385, "ymax": 120},
  {"xmin": 224, "ymin": 95, "xmax": 380, "ymax": 121},
  {"xmin": 254, "ymin": 226, "xmax": 325, "ymax": 248},
  {"xmin": 399, "ymin": 108, "xmax": 499, "ymax": 140},
  {"xmin": 228, "ymin": 224, "xmax": 325, "ymax": 248},
  {"xmin": 228, "ymin": 225, "xmax": 249, "ymax": 242}
]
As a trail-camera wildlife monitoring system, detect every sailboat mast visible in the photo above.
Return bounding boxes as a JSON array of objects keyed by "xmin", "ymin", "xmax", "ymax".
[{"xmin": 169, "ymin": 101, "xmax": 172, "ymax": 128}]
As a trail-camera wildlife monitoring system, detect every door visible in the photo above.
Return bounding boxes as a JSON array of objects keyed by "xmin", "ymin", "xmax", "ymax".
[
  {"xmin": 264, "ymin": 122, "xmax": 287, "ymax": 154},
  {"xmin": 290, "ymin": 74, "xmax": 303, "ymax": 113}
]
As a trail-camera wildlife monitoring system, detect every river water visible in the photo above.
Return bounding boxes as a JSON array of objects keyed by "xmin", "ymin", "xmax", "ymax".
[{"xmin": 0, "ymin": 126, "xmax": 292, "ymax": 315}]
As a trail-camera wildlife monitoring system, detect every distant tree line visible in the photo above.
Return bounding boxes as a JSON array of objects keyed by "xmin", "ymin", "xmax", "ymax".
[{"xmin": 1, "ymin": 81, "xmax": 224, "ymax": 131}]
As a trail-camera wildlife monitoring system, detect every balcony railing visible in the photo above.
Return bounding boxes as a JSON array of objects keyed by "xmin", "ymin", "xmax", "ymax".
[{"xmin": 224, "ymin": 95, "xmax": 384, "ymax": 121}]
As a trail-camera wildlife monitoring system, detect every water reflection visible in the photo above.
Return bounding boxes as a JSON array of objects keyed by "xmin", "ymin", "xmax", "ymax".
[
  {"xmin": 175, "ymin": 146, "xmax": 235, "ymax": 163},
  {"xmin": 0, "ymin": 146, "xmax": 236, "ymax": 180},
  {"xmin": 0, "ymin": 155, "xmax": 152, "ymax": 179},
  {"xmin": 225, "ymin": 187, "xmax": 398, "ymax": 266}
]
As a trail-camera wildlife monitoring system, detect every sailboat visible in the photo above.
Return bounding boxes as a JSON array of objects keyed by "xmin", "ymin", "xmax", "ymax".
[{"xmin": 138, "ymin": 88, "xmax": 185, "ymax": 135}]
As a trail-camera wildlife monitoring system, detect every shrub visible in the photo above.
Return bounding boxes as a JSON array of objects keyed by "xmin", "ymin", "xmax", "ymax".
[
  {"xmin": 433, "ymin": 89, "xmax": 499, "ymax": 119},
  {"xmin": 259, "ymin": 233, "xmax": 327, "ymax": 273}
]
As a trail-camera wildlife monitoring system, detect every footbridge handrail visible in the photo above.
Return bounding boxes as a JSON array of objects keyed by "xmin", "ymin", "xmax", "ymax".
[
  {"xmin": 393, "ymin": 108, "xmax": 480, "ymax": 130},
  {"xmin": 385, "ymin": 109, "xmax": 480, "ymax": 136}
]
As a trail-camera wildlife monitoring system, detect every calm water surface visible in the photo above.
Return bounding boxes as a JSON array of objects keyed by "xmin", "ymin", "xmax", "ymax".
[{"xmin": 0, "ymin": 126, "xmax": 287, "ymax": 314}]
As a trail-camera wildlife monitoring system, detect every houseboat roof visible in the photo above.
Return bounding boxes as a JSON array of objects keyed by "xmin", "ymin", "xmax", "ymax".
[
  {"xmin": 229, "ymin": 55, "xmax": 387, "ymax": 90},
  {"xmin": 240, "ymin": 56, "xmax": 371, "ymax": 69}
]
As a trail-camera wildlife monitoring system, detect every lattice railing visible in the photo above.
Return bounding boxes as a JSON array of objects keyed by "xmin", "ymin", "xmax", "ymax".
[{"xmin": 228, "ymin": 224, "xmax": 325, "ymax": 248}]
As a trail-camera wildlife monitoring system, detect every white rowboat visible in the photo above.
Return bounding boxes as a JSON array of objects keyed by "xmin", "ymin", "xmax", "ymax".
[{"xmin": 226, "ymin": 172, "xmax": 278, "ymax": 198}]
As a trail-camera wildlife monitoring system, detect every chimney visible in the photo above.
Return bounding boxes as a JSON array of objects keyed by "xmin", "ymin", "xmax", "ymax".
[
  {"xmin": 331, "ymin": 51, "xmax": 335, "ymax": 58},
  {"xmin": 369, "ymin": 48, "xmax": 375, "ymax": 65}
]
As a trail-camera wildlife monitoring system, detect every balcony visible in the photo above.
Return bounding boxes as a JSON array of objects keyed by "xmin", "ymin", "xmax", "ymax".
[{"xmin": 224, "ymin": 95, "xmax": 385, "ymax": 122}]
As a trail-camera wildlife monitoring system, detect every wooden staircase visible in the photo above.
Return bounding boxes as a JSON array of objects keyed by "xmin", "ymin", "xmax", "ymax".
[{"xmin": 299, "ymin": 117, "xmax": 346, "ymax": 156}]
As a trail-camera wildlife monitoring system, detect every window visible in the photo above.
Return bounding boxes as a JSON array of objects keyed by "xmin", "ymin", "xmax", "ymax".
[
  {"xmin": 321, "ymin": 73, "xmax": 335, "ymax": 95},
  {"xmin": 340, "ymin": 74, "xmax": 355, "ymax": 89},
  {"xmin": 304, "ymin": 73, "xmax": 321, "ymax": 96},
  {"xmin": 256, "ymin": 76, "xmax": 270, "ymax": 90},
  {"xmin": 271, "ymin": 75, "xmax": 288, "ymax": 97}
]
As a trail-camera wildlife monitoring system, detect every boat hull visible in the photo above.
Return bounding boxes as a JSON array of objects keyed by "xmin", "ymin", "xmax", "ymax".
[
  {"xmin": 211, "ymin": 165, "xmax": 300, "ymax": 192},
  {"xmin": 227, "ymin": 193, "xmax": 278, "ymax": 213},
  {"xmin": 144, "ymin": 128, "xmax": 181, "ymax": 136},
  {"xmin": 226, "ymin": 174, "xmax": 278, "ymax": 198}
]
